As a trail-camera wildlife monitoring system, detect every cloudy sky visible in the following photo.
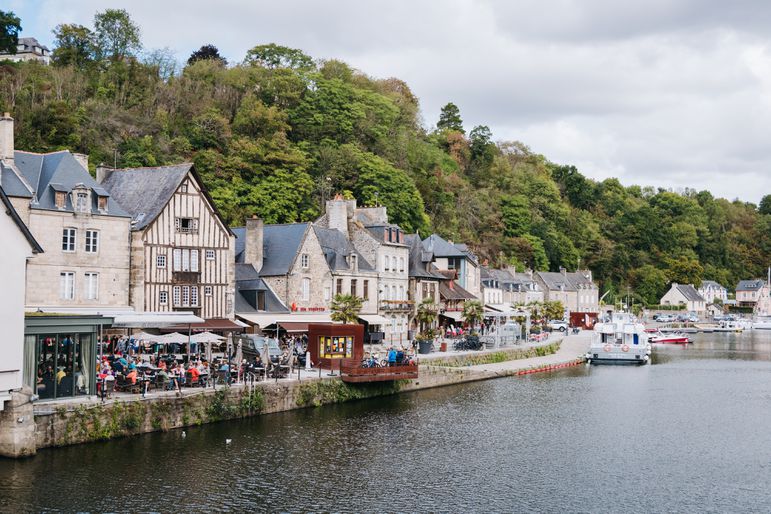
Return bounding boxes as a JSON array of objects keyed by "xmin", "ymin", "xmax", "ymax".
[{"xmin": 10, "ymin": 0, "xmax": 771, "ymax": 203}]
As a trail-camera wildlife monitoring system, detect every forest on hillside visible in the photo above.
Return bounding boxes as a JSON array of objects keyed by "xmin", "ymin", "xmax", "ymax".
[{"xmin": 1, "ymin": 9, "xmax": 770, "ymax": 304}]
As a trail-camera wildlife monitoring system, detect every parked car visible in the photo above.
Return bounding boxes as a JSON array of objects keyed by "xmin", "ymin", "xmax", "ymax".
[
  {"xmin": 547, "ymin": 320, "xmax": 568, "ymax": 332},
  {"xmin": 235, "ymin": 334, "xmax": 282, "ymax": 364},
  {"xmin": 657, "ymin": 314, "xmax": 674, "ymax": 323}
]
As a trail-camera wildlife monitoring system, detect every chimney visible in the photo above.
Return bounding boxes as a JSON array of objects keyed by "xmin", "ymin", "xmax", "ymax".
[
  {"xmin": 0, "ymin": 112, "xmax": 14, "ymax": 162},
  {"xmin": 245, "ymin": 216, "xmax": 264, "ymax": 272},
  {"xmin": 326, "ymin": 195, "xmax": 355, "ymax": 239},
  {"xmin": 559, "ymin": 266, "xmax": 567, "ymax": 276},
  {"xmin": 96, "ymin": 164, "xmax": 113, "ymax": 184},
  {"xmin": 72, "ymin": 153, "xmax": 89, "ymax": 171}
]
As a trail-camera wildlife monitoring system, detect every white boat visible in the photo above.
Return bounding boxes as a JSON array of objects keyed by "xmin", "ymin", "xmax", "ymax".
[
  {"xmin": 753, "ymin": 316, "xmax": 771, "ymax": 330},
  {"xmin": 586, "ymin": 312, "xmax": 651, "ymax": 365}
]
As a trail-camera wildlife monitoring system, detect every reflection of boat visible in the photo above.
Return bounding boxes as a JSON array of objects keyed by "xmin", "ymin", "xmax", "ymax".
[
  {"xmin": 586, "ymin": 312, "xmax": 651, "ymax": 364},
  {"xmin": 649, "ymin": 332, "xmax": 691, "ymax": 344}
]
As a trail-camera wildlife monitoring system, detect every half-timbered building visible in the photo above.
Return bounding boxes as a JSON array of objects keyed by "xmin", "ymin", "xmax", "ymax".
[{"xmin": 99, "ymin": 164, "xmax": 236, "ymax": 323}]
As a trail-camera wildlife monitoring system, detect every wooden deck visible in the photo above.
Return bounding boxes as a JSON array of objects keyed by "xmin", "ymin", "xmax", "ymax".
[{"xmin": 339, "ymin": 363, "xmax": 419, "ymax": 383}]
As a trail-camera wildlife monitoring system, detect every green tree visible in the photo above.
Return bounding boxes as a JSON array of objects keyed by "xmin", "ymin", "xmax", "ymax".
[
  {"xmin": 666, "ymin": 256, "xmax": 704, "ymax": 287},
  {"xmin": 760, "ymin": 194, "xmax": 771, "ymax": 216},
  {"xmin": 415, "ymin": 298, "xmax": 439, "ymax": 339},
  {"xmin": 544, "ymin": 300, "xmax": 565, "ymax": 321},
  {"xmin": 187, "ymin": 44, "xmax": 227, "ymax": 66},
  {"xmin": 51, "ymin": 24, "xmax": 97, "ymax": 67},
  {"xmin": 462, "ymin": 300, "xmax": 484, "ymax": 331},
  {"xmin": 93, "ymin": 8, "xmax": 141, "ymax": 60},
  {"xmin": 330, "ymin": 294, "xmax": 363, "ymax": 324},
  {"xmin": 437, "ymin": 102, "xmax": 464, "ymax": 133},
  {"xmin": 0, "ymin": 10, "xmax": 21, "ymax": 55},
  {"xmin": 629, "ymin": 265, "xmax": 669, "ymax": 305},
  {"xmin": 244, "ymin": 43, "xmax": 314, "ymax": 70}
]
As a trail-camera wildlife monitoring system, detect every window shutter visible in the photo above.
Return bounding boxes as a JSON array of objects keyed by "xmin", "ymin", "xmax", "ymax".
[
  {"xmin": 173, "ymin": 249, "xmax": 182, "ymax": 271},
  {"xmin": 191, "ymin": 250, "xmax": 199, "ymax": 272},
  {"xmin": 175, "ymin": 218, "xmax": 180, "ymax": 231},
  {"xmin": 192, "ymin": 219, "xmax": 199, "ymax": 231}
]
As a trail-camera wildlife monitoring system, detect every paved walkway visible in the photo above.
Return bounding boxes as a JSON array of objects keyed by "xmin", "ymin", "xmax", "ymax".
[{"xmin": 462, "ymin": 331, "xmax": 592, "ymax": 374}]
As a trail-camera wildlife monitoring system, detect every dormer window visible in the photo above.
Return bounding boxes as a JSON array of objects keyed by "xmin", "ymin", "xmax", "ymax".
[
  {"xmin": 175, "ymin": 217, "xmax": 199, "ymax": 234},
  {"xmin": 98, "ymin": 196, "xmax": 108, "ymax": 212},
  {"xmin": 350, "ymin": 254, "xmax": 357, "ymax": 271},
  {"xmin": 55, "ymin": 192, "xmax": 66, "ymax": 209},
  {"xmin": 76, "ymin": 192, "xmax": 88, "ymax": 212}
]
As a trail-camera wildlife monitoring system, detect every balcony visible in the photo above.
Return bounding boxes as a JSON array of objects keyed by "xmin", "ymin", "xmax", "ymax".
[
  {"xmin": 172, "ymin": 271, "xmax": 201, "ymax": 284},
  {"xmin": 379, "ymin": 300, "xmax": 414, "ymax": 312}
]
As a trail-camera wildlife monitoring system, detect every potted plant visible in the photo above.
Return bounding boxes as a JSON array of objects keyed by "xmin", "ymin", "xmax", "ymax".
[{"xmin": 415, "ymin": 298, "xmax": 439, "ymax": 354}]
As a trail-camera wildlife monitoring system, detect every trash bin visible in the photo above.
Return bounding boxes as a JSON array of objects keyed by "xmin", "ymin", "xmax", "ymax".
[
  {"xmin": 418, "ymin": 340, "xmax": 433, "ymax": 354},
  {"xmin": 440, "ymin": 342, "xmax": 448, "ymax": 352}
]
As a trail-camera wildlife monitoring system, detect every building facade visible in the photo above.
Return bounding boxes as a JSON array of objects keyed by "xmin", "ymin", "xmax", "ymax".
[
  {"xmin": 736, "ymin": 280, "xmax": 766, "ymax": 308},
  {"xmin": 100, "ymin": 164, "xmax": 235, "ymax": 321},
  {"xmin": 660, "ymin": 283, "xmax": 706, "ymax": 313},
  {"xmin": 0, "ymin": 37, "xmax": 51, "ymax": 64},
  {"xmin": 698, "ymin": 280, "xmax": 728, "ymax": 305},
  {"xmin": 534, "ymin": 268, "xmax": 599, "ymax": 315}
]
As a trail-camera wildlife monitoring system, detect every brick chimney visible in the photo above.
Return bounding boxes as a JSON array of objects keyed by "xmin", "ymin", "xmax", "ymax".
[
  {"xmin": 245, "ymin": 216, "xmax": 264, "ymax": 272},
  {"xmin": 0, "ymin": 112, "xmax": 14, "ymax": 162},
  {"xmin": 559, "ymin": 266, "xmax": 567, "ymax": 276}
]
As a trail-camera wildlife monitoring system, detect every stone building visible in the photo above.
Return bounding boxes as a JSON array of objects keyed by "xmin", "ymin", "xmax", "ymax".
[
  {"xmin": 534, "ymin": 268, "xmax": 599, "ymax": 315},
  {"xmin": 660, "ymin": 283, "xmax": 706, "ymax": 314},
  {"xmin": 0, "ymin": 37, "xmax": 51, "ymax": 64},
  {"xmin": 698, "ymin": 280, "xmax": 728, "ymax": 305},
  {"xmin": 405, "ymin": 234, "xmax": 444, "ymax": 333},
  {"xmin": 99, "ymin": 163, "xmax": 236, "ymax": 325}
]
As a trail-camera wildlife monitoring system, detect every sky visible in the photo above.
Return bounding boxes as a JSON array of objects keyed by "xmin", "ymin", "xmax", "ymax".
[{"xmin": 8, "ymin": 0, "xmax": 771, "ymax": 204}]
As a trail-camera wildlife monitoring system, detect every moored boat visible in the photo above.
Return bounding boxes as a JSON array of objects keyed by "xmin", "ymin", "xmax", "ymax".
[
  {"xmin": 586, "ymin": 312, "xmax": 651, "ymax": 365},
  {"xmin": 649, "ymin": 331, "xmax": 691, "ymax": 344}
]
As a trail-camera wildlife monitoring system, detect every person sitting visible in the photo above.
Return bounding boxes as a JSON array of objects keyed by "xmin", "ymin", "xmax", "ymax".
[
  {"xmin": 112, "ymin": 356, "xmax": 124, "ymax": 374},
  {"xmin": 156, "ymin": 368, "xmax": 170, "ymax": 388},
  {"xmin": 56, "ymin": 367, "xmax": 67, "ymax": 385},
  {"xmin": 187, "ymin": 363, "xmax": 200, "ymax": 385},
  {"xmin": 126, "ymin": 368, "xmax": 138, "ymax": 385}
]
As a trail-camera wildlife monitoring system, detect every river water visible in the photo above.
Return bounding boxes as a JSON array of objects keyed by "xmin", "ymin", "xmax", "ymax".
[{"xmin": 2, "ymin": 331, "xmax": 771, "ymax": 513}]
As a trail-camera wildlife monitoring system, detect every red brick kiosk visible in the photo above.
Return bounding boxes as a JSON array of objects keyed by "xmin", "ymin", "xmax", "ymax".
[{"xmin": 307, "ymin": 323, "xmax": 364, "ymax": 370}]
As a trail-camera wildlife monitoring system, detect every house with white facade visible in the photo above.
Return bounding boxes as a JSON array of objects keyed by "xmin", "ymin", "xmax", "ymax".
[
  {"xmin": 698, "ymin": 280, "xmax": 728, "ymax": 305},
  {"xmin": 736, "ymin": 279, "xmax": 766, "ymax": 308},
  {"xmin": 0, "ymin": 37, "xmax": 51, "ymax": 64},
  {"xmin": 660, "ymin": 283, "xmax": 706, "ymax": 313}
]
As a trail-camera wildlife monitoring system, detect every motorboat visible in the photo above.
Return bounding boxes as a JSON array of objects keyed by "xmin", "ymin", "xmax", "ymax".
[
  {"xmin": 714, "ymin": 320, "xmax": 745, "ymax": 333},
  {"xmin": 753, "ymin": 316, "xmax": 771, "ymax": 330},
  {"xmin": 649, "ymin": 332, "xmax": 691, "ymax": 344},
  {"xmin": 586, "ymin": 312, "xmax": 651, "ymax": 365}
]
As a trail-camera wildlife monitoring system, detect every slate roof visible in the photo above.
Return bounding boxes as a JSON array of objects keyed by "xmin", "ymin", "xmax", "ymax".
[
  {"xmin": 99, "ymin": 164, "xmax": 192, "ymax": 229},
  {"xmin": 736, "ymin": 280, "xmax": 764, "ymax": 291},
  {"xmin": 673, "ymin": 284, "xmax": 706, "ymax": 303},
  {"xmin": 0, "ymin": 162, "xmax": 33, "ymax": 198},
  {"xmin": 439, "ymin": 281, "xmax": 478, "ymax": 301},
  {"xmin": 18, "ymin": 37, "xmax": 50, "ymax": 52},
  {"xmin": 700, "ymin": 280, "xmax": 726, "ymax": 290},
  {"xmin": 364, "ymin": 225, "xmax": 407, "ymax": 246},
  {"xmin": 536, "ymin": 271, "xmax": 576, "ymax": 291},
  {"xmin": 11, "ymin": 151, "xmax": 130, "ymax": 217},
  {"xmin": 313, "ymin": 226, "xmax": 374, "ymax": 272},
  {"xmin": 233, "ymin": 223, "xmax": 310, "ymax": 276},
  {"xmin": 422, "ymin": 234, "xmax": 466, "ymax": 258},
  {"xmin": 0, "ymin": 185, "xmax": 42, "ymax": 253},
  {"xmin": 405, "ymin": 234, "xmax": 444, "ymax": 280},
  {"xmin": 234, "ymin": 263, "xmax": 289, "ymax": 314}
]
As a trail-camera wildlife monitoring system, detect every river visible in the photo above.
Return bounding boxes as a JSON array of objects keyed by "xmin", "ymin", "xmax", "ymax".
[{"xmin": 2, "ymin": 331, "xmax": 771, "ymax": 513}]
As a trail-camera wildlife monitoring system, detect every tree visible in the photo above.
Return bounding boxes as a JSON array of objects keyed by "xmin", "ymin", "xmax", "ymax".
[
  {"xmin": 93, "ymin": 8, "xmax": 141, "ymax": 60},
  {"xmin": 415, "ymin": 298, "xmax": 439, "ymax": 339},
  {"xmin": 143, "ymin": 47, "xmax": 178, "ymax": 80},
  {"xmin": 0, "ymin": 10, "xmax": 21, "ymax": 55},
  {"xmin": 330, "ymin": 294, "xmax": 363, "ymax": 324},
  {"xmin": 436, "ymin": 102, "xmax": 464, "ymax": 133},
  {"xmin": 760, "ymin": 194, "xmax": 771, "ymax": 216},
  {"xmin": 462, "ymin": 300, "xmax": 484, "ymax": 331},
  {"xmin": 244, "ymin": 44, "xmax": 314, "ymax": 70},
  {"xmin": 544, "ymin": 301, "xmax": 565, "ymax": 321},
  {"xmin": 629, "ymin": 265, "xmax": 669, "ymax": 305},
  {"xmin": 187, "ymin": 44, "xmax": 227, "ymax": 66},
  {"xmin": 51, "ymin": 24, "xmax": 97, "ymax": 67}
]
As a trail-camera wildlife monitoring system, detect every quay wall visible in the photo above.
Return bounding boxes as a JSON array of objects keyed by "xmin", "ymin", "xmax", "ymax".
[{"xmin": 21, "ymin": 338, "xmax": 580, "ymax": 455}]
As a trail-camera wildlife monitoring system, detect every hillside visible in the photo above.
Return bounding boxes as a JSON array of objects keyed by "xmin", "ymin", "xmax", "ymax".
[{"xmin": 1, "ymin": 11, "xmax": 769, "ymax": 305}]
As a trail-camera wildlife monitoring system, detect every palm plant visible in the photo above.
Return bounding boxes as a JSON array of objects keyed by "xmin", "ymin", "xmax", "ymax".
[
  {"xmin": 462, "ymin": 300, "xmax": 484, "ymax": 333},
  {"xmin": 415, "ymin": 298, "xmax": 439, "ymax": 340},
  {"xmin": 330, "ymin": 294, "xmax": 363, "ymax": 324}
]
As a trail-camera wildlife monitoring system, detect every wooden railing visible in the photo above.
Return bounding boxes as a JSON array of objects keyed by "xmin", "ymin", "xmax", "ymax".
[{"xmin": 339, "ymin": 360, "xmax": 419, "ymax": 383}]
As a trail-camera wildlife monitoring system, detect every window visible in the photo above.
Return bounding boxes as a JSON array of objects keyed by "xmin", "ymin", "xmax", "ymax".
[
  {"xmin": 324, "ymin": 286, "xmax": 331, "ymax": 302},
  {"xmin": 336, "ymin": 279, "xmax": 343, "ymax": 295},
  {"xmin": 257, "ymin": 291, "xmax": 266, "ymax": 311},
  {"xmin": 392, "ymin": 285, "xmax": 397, "ymax": 300},
  {"xmin": 159, "ymin": 291, "xmax": 168, "ymax": 305},
  {"xmin": 399, "ymin": 285, "xmax": 404, "ymax": 300},
  {"xmin": 302, "ymin": 278, "xmax": 311, "ymax": 301},
  {"xmin": 62, "ymin": 228, "xmax": 76, "ymax": 252},
  {"xmin": 85, "ymin": 230, "xmax": 99, "ymax": 253},
  {"xmin": 180, "ymin": 183, "xmax": 188, "ymax": 193},
  {"xmin": 182, "ymin": 286, "xmax": 189, "ymax": 306},
  {"xmin": 60, "ymin": 272, "xmax": 75, "ymax": 300},
  {"xmin": 55, "ymin": 192, "xmax": 66, "ymax": 209},
  {"xmin": 301, "ymin": 254, "xmax": 309, "ymax": 268},
  {"xmin": 206, "ymin": 250, "xmax": 215, "ymax": 261},
  {"xmin": 363, "ymin": 280, "xmax": 369, "ymax": 300},
  {"xmin": 205, "ymin": 286, "xmax": 213, "ymax": 296},
  {"xmin": 351, "ymin": 279, "xmax": 357, "ymax": 296},
  {"xmin": 97, "ymin": 196, "xmax": 108, "ymax": 212},
  {"xmin": 173, "ymin": 249, "xmax": 199, "ymax": 272},
  {"xmin": 191, "ymin": 286, "xmax": 198, "ymax": 307},
  {"xmin": 350, "ymin": 254, "xmax": 357, "ymax": 270},
  {"xmin": 384, "ymin": 255, "xmax": 390, "ymax": 272},
  {"xmin": 399, "ymin": 257, "xmax": 405, "ymax": 272},
  {"xmin": 157, "ymin": 254, "xmax": 167, "ymax": 268},
  {"xmin": 85, "ymin": 272, "xmax": 98, "ymax": 300},
  {"xmin": 175, "ymin": 217, "xmax": 199, "ymax": 234},
  {"xmin": 75, "ymin": 191, "xmax": 89, "ymax": 213},
  {"xmin": 173, "ymin": 286, "xmax": 181, "ymax": 306}
]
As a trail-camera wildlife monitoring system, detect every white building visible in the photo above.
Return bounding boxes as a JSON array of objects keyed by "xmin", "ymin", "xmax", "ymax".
[
  {"xmin": 0, "ymin": 37, "xmax": 51, "ymax": 64},
  {"xmin": 660, "ymin": 283, "xmax": 706, "ymax": 313},
  {"xmin": 0, "ymin": 185, "xmax": 42, "ymax": 405},
  {"xmin": 698, "ymin": 280, "xmax": 728, "ymax": 305}
]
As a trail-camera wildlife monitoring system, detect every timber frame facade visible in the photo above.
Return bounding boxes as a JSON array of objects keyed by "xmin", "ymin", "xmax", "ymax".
[{"xmin": 100, "ymin": 164, "xmax": 235, "ymax": 320}]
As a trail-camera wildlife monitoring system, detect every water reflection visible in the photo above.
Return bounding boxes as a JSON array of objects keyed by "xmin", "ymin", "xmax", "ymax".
[{"xmin": 2, "ymin": 331, "xmax": 771, "ymax": 512}]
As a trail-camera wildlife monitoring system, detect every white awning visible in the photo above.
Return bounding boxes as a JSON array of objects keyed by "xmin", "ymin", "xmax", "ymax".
[
  {"xmin": 236, "ymin": 312, "xmax": 333, "ymax": 327},
  {"xmin": 358, "ymin": 314, "xmax": 390, "ymax": 326},
  {"xmin": 441, "ymin": 311, "xmax": 464, "ymax": 322},
  {"xmin": 111, "ymin": 312, "xmax": 204, "ymax": 328}
]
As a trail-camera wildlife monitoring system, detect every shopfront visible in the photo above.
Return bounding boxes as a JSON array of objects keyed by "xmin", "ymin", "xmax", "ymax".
[{"xmin": 24, "ymin": 315, "xmax": 113, "ymax": 400}]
